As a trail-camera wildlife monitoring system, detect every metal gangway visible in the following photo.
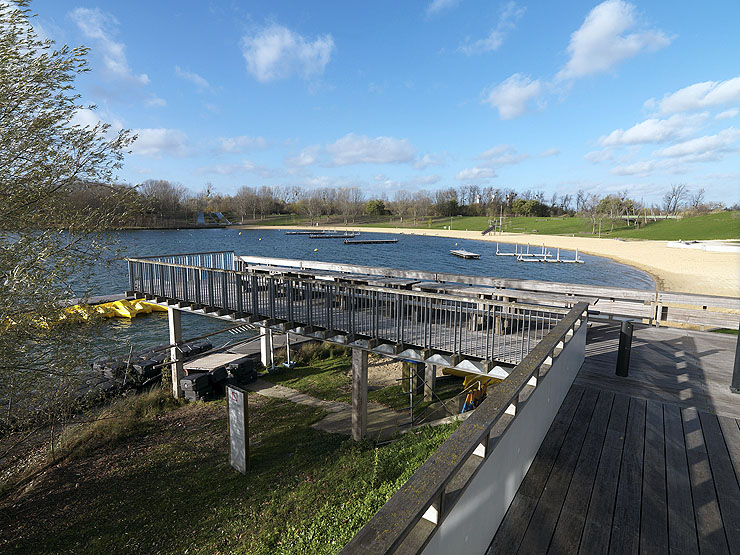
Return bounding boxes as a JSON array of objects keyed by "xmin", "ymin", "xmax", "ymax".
[{"xmin": 126, "ymin": 251, "xmax": 569, "ymax": 377}]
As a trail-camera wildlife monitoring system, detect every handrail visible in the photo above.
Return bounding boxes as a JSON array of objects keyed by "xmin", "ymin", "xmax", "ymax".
[
  {"xmin": 341, "ymin": 302, "xmax": 589, "ymax": 554},
  {"xmin": 127, "ymin": 256, "xmax": 570, "ymax": 313}
]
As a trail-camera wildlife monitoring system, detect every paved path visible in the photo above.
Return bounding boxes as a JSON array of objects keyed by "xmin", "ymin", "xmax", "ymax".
[{"xmin": 244, "ymin": 378, "xmax": 410, "ymax": 440}]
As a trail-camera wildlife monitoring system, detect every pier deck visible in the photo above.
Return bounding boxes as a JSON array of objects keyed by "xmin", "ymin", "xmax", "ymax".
[{"xmin": 489, "ymin": 324, "xmax": 740, "ymax": 554}]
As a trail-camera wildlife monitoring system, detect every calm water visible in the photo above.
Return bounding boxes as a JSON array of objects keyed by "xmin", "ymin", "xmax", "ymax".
[{"xmin": 83, "ymin": 228, "xmax": 655, "ymax": 360}]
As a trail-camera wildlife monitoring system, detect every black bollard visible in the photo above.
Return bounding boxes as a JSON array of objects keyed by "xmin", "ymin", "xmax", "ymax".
[
  {"xmin": 616, "ymin": 320, "xmax": 633, "ymax": 377},
  {"xmin": 731, "ymin": 321, "xmax": 740, "ymax": 394}
]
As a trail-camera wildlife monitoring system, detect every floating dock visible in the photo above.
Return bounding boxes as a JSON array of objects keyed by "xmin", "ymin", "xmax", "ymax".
[
  {"xmin": 285, "ymin": 230, "xmax": 321, "ymax": 235},
  {"xmin": 344, "ymin": 238, "xmax": 397, "ymax": 245},
  {"xmin": 309, "ymin": 233, "xmax": 359, "ymax": 239},
  {"xmin": 450, "ymin": 249, "xmax": 480, "ymax": 259},
  {"xmin": 497, "ymin": 243, "xmax": 584, "ymax": 264}
]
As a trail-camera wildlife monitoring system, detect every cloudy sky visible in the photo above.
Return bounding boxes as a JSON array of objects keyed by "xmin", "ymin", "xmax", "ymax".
[{"xmin": 34, "ymin": 0, "xmax": 740, "ymax": 204}]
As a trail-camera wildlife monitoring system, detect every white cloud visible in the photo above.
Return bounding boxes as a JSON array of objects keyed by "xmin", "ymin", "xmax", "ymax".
[
  {"xmin": 286, "ymin": 145, "xmax": 321, "ymax": 167},
  {"xmin": 584, "ymin": 149, "xmax": 614, "ymax": 163},
  {"xmin": 427, "ymin": 0, "xmax": 460, "ymax": 16},
  {"xmin": 716, "ymin": 108, "xmax": 739, "ymax": 120},
  {"xmin": 196, "ymin": 160, "xmax": 276, "ymax": 177},
  {"xmin": 598, "ymin": 113, "xmax": 708, "ymax": 146},
  {"xmin": 654, "ymin": 127, "xmax": 740, "ymax": 158},
  {"xmin": 175, "ymin": 66, "xmax": 210, "ymax": 91},
  {"xmin": 327, "ymin": 133, "xmax": 416, "ymax": 166},
  {"xmin": 648, "ymin": 76, "xmax": 740, "ymax": 114},
  {"xmin": 145, "ymin": 94, "xmax": 166, "ymax": 108},
  {"xmin": 459, "ymin": 2, "xmax": 525, "ymax": 55},
  {"xmin": 414, "ymin": 153, "xmax": 445, "ymax": 170},
  {"xmin": 557, "ymin": 0, "xmax": 670, "ymax": 81},
  {"xmin": 130, "ymin": 129, "xmax": 188, "ymax": 157},
  {"xmin": 476, "ymin": 144, "xmax": 529, "ymax": 165},
  {"xmin": 241, "ymin": 24, "xmax": 334, "ymax": 82},
  {"xmin": 217, "ymin": 135, "xmax": 267, "ymax": 154},
  {"xmin": 539, "ymin": 147, "xmax": 560, "ymax": 157},
  {"xmin": 456, "ymin": 166, "xmax": 497, "ymax": 181},
  {"xmin": 69, "ymin": 8, "xmax": 149, "ymax": 85},
  {"xmin": 483, "ymin": 73, "xmax": 542, "ymax": 119}
]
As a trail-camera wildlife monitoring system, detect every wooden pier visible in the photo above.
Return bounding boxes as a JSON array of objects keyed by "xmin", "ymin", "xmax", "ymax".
[
  {"xmin": 344, "ymin": 239, "xmax": 398, "ymax": 245},
  {"xmin": 450, "ymin": 249, "xmax": 480, "ymax": 259},
  {"xmin": 309, "ymin": 233, "xmax": 359, "ymax": 239}
]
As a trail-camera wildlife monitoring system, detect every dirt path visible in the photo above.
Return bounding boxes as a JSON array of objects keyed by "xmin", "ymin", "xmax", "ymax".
[{"xmin": 244, "ymin": 378, "xmax": 409, "ymax": 440}]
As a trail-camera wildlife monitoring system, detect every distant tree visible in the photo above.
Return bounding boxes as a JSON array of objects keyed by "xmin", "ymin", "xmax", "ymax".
[
  {"xmin": 365, "ymin": 199, "xmax": 387, "ymax": 217},
  {"xmin": 690, "ymin": 188, "xmax": 706, "ymax": 211},
  {"xmin": 663, "ymin": 184, "xmax": 688, "ymax": 215},
  {"xmin": 1, "ymin": 1, "xmax": 135, "ymax": 428}
]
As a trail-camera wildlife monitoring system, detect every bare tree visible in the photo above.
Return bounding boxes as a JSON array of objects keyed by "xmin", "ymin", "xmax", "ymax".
[
  {"xmin": 663, "ymin": 184, "xmax": 688, "ymax": 215},
  {"xmin": 690, "ymin": 188, "xmax": 706, "ymax": 211}
]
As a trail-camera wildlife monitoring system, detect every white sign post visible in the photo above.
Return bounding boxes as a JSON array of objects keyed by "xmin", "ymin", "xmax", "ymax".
[{"xmin": 227, "ymin": 385, "xmax": 249, "ymax": 474}]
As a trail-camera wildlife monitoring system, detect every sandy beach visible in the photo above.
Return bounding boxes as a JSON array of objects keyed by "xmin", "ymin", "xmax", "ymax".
[{"xmin": 241, "ymin": 224, "xmax": 740, "ymax": 298}]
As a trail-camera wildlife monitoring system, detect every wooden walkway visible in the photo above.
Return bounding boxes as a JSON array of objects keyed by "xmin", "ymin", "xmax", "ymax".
[{"xmin": 489, "ymin": 325, "xmax": 740, "ymax": 554}]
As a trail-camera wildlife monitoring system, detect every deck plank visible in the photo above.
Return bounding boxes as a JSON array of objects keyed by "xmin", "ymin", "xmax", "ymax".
[
  {"xmin": 547, "ymin": 390, "xmax": 614, "ymax": 555},
  {"xmin": 683, "ymin": 407, "xmax": 729, "ymax": 555},
  {"xmin": 487, "ymin": 385, "xmax": 585, "ymax": 554},
  {"xmin": 516, "ymin": 388, "xmax": 599, "ymax": 554},
  {"xmin": 578, "ymin": 393, "xmax": 630, "ymax": 555},
  {"xmin": 640, "ymin": 399, "xmax": 669, "ymax": 554},
  {"xmin": 609, "ymin": 397, "xmax": 646, "ymax": 555},
  {"xmin": 663, "ymin": 403, "xmax": 699, "ymax": 555},
  {"xmin": 699, "ymin": 411, "xmax": 740, "ymax": 554},
  {"xmin": 718, "ymin": 416, "xmax": 740, "ymax": 487}
]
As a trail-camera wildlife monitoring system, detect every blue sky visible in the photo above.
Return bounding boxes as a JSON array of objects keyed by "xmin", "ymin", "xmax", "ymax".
[{"xmin": 33, "ymin": 0, "xmax": 740, "ymax": 204}]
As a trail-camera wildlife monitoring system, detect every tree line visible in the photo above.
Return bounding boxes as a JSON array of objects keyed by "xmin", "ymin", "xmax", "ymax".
[{"xmin": 120, "ymin": 180, "xmax": 728, "ymax": 228}]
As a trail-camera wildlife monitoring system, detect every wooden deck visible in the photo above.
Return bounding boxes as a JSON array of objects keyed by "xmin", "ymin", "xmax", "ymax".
[{"xmin": 488, "ymin": 324, "xmax": 740, "ymax": 554}]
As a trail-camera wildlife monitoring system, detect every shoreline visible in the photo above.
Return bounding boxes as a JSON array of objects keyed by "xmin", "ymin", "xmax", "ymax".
[{"xmin": 237, "ymin": 224, "xmax": 740, "ymax": 297}]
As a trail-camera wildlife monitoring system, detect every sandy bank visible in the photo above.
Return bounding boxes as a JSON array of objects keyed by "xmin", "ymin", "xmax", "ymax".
[{"xmin": 238, "ymin": 224, "xmax": 740, "ymax": 298}]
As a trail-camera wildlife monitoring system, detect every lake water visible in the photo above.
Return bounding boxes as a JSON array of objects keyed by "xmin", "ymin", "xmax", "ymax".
[{"xmin": 83, "ymin": 228, "xmax": 655, "ymax": 360}]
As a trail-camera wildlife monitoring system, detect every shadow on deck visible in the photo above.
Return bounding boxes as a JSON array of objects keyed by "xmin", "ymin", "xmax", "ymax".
[{"xmin": 489, "ymin": 324, "xmax": 740, "ymax": 554}]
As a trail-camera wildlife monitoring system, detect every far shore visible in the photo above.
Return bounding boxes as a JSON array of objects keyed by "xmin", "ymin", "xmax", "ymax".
[{"xmin": 236, "ymin": 223, "xmax": 740, "ymax": 298}]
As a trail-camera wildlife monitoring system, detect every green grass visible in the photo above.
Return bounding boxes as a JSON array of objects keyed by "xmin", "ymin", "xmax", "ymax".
[
  {"xmin": 608, "ymin": 211, "xmax": 740, "ymax": 240},
  {"xmin": 268, "ymin": 345, "xmax": 465, "ymax": 414},
  {"xmin": 244, "ymin": 211, "xmax": 740, "ymax": 241},
  {"xmin": 0, "ymin": 388, "xmax": 458, "ymax": 554}
]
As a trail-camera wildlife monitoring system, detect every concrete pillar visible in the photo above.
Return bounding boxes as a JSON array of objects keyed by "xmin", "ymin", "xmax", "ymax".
[
  {"xmin": 352, "ymin": 348, "xmax": 368, "ymax": 441},
  {"xmin": 260, "ymin": 327, "xmax": 273, "ymax": 368},
  {"xmin": 424, "ymin": 363, "xmax": 437, "ymax": 402},
  {"xmin": 168, "ymin": 308, "xmax": 184, "ymax": 399}
]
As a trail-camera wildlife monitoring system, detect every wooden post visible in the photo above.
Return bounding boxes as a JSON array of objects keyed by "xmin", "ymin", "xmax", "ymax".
[
  {"xmin": 352, "ymin": 348, "xmax": 368, "ymax": 441},
  {"xmin": 168, "ymin": 308, "xmax": 184, "ymax": 399},
  {"xmin": 260, "ymin": 327, "xmax": 273, "ymax": 368},
  {"xmin": 424, "ymin": 363, "xmax": 436, "ymax": 402},
  {"xmin": 731, "ymin": 320, "xmax": 740, "ymax": 394}
]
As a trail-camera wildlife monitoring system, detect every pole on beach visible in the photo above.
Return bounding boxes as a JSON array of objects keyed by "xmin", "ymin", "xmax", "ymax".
[{"xmin": 731, "ymin": 320, "xmax": 740, "ymax": 393}]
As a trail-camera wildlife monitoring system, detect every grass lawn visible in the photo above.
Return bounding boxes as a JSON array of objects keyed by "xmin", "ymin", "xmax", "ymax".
[
  {"xmin": 267, "ymin": 346, "xmax": 465, "ymax": 415},
  {"xmin": 242, "ymin": 211, "xmax": 740, "ymax": 241},
  {"xmin": 0, "ymin": 388, "xmax": 458, "ymax": 554}
]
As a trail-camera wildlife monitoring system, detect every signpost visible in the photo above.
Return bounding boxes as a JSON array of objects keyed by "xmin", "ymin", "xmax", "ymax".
[{"xmin": 227, "ymin": 385, "xmax": 249, "ymax": 473}]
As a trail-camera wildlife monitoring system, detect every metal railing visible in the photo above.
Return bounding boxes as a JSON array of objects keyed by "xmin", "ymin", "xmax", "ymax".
[
  {"xmin": 340, "ymin": 301, "xmax": 589, "ymax": 554},
  {"xmin": 126, "ymin": 254, "xmax": 568, "ymax": 365},
  {"xmin": 237, "ymin": 255, "xmax": 740, "ymax": 329}
]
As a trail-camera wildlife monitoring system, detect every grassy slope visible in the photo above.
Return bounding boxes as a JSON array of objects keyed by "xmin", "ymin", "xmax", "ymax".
[
  {"xmin": 0, "ymin": 389, "xmax": 457, "ymax": 554},
  {"xmin": 246, "ymin": 211, "xmax": 740, "ymax": 241},
  {"xmin": 268, "ymin": 347, "xmax": 464, "ymax": 412}
]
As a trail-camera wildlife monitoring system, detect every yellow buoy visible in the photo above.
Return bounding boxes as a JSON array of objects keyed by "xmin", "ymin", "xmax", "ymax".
[
  {"xmin": 259, "ymin": 238, "xmax": 262, "ymax": 241},
  {"xmin": 238, "ymin": 232, "xmax": 242, "ymax": 235},
  {"xmin": 314, "ymin": 248, "xmax": 318, "ymax": 252}
]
